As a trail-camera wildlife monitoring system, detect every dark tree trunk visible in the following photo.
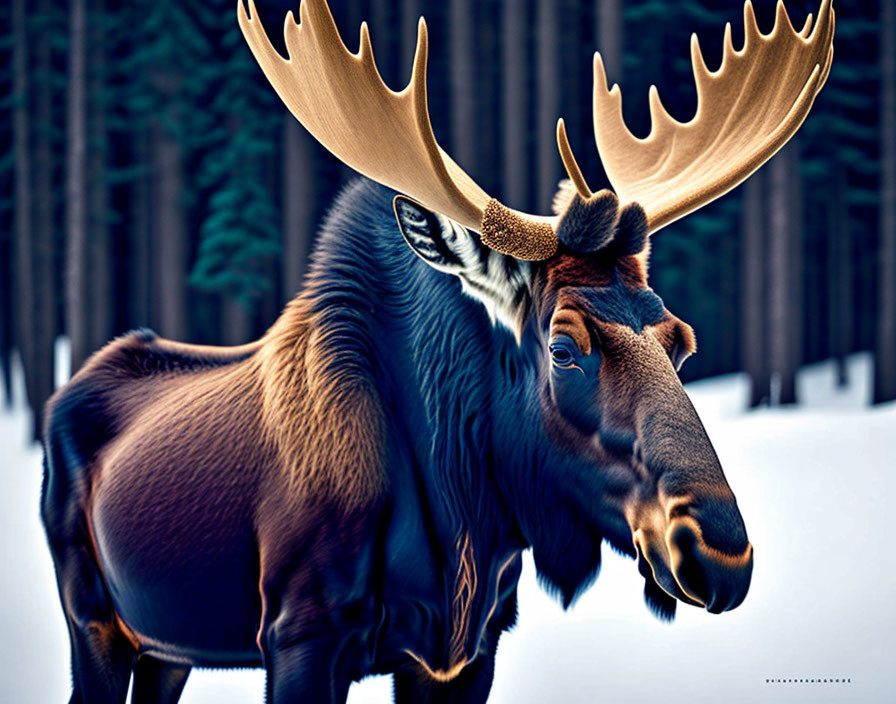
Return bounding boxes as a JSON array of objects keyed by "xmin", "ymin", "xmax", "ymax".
[
  {"xmin": 282, "ymin": 116, "xmax": 314, "ymax": 300},
  {"xmin": 449, "ymin": 0, "xmax": 475, "ymax": 174},
  {"xmin": 221, "ymin": 298, "xmax": 253, "ymax": 347},
  {"xmin": 536, "ymin": 0, "xmax": 560, "ymax": 211},
  {"xmin": 768, "ymin": 141, "xmax": 801, "ymax": 405},
  {"xmin": 875, "ymin": 0, "xmax": 896, "ymax": 404},
  {"xmin": 0, "ymin": 4, "xmax": 13, "ymax": 407},
  {"xmin": 474, "ymin": 0, "xmax": 501, "ymax": 196},
  {"xmin": 501, "ymin": 0, "xmax": 527, "ymax": 209},
  {"xmin": 828, "ymin": 165, "xmax": 852, "ymax": 387},
  {"xmin": 370, "ymin": 0, "xmax": 398, "ymax": 87},
  {"xmin": 152, "ymin": 122, "xmax": 188, "ymax": 341},
  {"xmin": 741, "ymin": 172, "xmax": 769, "ymax": 407},
  {"xmin": 401, "ymin": 0, "xmax": 422, "ymax": 71},
  {"xmin": 13, "ymin": 0, "xmax": 38, "ymax": 431},
  {"xmin": 720, "ymin": 222, "xmax": 739, "ymax": 374},
  {"xmin": 788, "ymin": 141, "xmax": 804, "ymax": 400},
  {"xmin": 0, "ymin": 230, "xmax": 11, "ymax": 408},
  {"xmin": 67, "ymin": 0, "xmax": 89, "ymax": 374},
  {"xmin": 87, "ymin": 0, "xmax": 112, "ymax": 354},
  {"xmin": 129, "ymin": 130, "xmax": 152, "ymax": 328},
  {"xmin": 30, "ymin": 0, "xmax": 59, "ymax": 433},
  {"xmin": 597, "ymin": 0, "xmax": 623, "ymax": 84}
]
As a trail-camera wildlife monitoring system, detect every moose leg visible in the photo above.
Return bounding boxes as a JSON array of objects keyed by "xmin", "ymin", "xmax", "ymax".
[
  {"xmin": 131, "ymin": 655, "xmax": 191, "ymax": 704},
  {"xmin": 51, "ymin": 544, "xmax": 135, "ymax": 704},
  {"xmin": 262, "ymin": 637, "xmax": 352, "ymax": 704},
  {"xmin": 392, "ymin": 652, "xmax": 496, "ymax": 704}
]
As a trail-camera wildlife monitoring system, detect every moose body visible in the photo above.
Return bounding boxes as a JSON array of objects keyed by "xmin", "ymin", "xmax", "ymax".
[
  {"xmin": 44, "ymin": 179, "xmax": 746, "ymax": 703},
  {"xmin": 42, "ymin": 0, "xmax": 835, "ymax": 701}
]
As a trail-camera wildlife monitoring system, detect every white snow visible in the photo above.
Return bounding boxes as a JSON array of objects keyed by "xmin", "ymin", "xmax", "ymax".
[{"xmin": 0, "ymin": 350, "xmax": 892, "ymax": 703}]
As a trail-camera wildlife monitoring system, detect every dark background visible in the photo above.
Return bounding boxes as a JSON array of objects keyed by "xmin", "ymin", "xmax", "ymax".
[{"xmin": 2, "ymin": 0, "xmax": 893, "ymax": 439}]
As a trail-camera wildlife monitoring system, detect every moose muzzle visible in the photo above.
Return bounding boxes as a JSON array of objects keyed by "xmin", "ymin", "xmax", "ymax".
[
  {"xmin": 620, "ymin": 358, "xmax": 753, "ymax": 613},
  {"xmin": 629, "ymin": 481, "xmax": 753, "ymax": 614}
]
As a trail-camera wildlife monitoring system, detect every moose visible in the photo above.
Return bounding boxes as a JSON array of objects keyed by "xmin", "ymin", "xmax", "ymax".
[{"xmin": 41, "ymin": 0, "xmax": 833, "ymax": 702}]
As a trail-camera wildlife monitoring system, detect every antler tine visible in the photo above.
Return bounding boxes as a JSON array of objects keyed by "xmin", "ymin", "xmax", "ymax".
[
  {"xmin": 581, "ymin": 0, "xmax": 834, "ymax": 236},
  {"xmin": 239, "ymin": 0, "xmax": 559, "ymax": 261},
  {"xmin": 799, "ymin": 12, "xmax": 814, "ymax": 38},
  {"xmin": 557, "ymin": 119, "xmax": 593, "ymax": 200},
  {"xmin": 240, "ymin": 0, "xmax": 485, "ymax": 228}
]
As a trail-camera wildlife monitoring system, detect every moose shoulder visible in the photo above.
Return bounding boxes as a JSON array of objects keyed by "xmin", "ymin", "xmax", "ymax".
[{"xmin": 41, "ymin": 0, "xmax": 834, "ymax": 702}]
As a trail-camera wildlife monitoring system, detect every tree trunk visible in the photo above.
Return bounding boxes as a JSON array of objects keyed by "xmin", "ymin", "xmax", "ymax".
[
  {"xmin": 130, "ymin": 130, "xmax": 152, "ymax": 327},
  {"xmin": 829, "ymin": 165, "xmax": 852, "ymax": 387},
  {"xmin": 221, "ymin": 297, "xmax": 253, "ymax": 347},
  {"xmin": 476, "ymin": 0, "xmax": 501, "ymax": 196},
  {"xmin": 282, "ymin": 116, "xmax": 314, "ymax": 300},
  {"xmin": 88, "ymin": 0, "xmax": 112, "ymax": 353},
  {"xmin": 597, "ymin": 0, "xmax": 623, "ymax": 85},
  {"xmin": 153, "ymin": 122, "xmax": 188, "ymax": 341},
  {"xmin": 401, "ymin": 0, "xmax": 422, "ymax": 72},
  {"xmin": 502, "ymin": 0, "xmax": 527, "ymax": 209},
  {"xmin": 875, "ymin": 0, "xmax": 896, "ymax": 404},
  {"xmin": 370, "ymin": 0, "xmax": 397, "ymax": 87},
  {"xmin": 768, "ymin": 141, "xmax": 801, "ymax": 405},
  {"xmin": 741, "ymin": 172, "xmax": 769, "ymax": 407},
  {"xmin": 720, "ymin": 222, "xmax": 739, "ymax": 374},
  {"xmin": 536, "ymin": 0, "xmax": 560, "ymax": 211},
  {"xmin": 0, "ymin": 229, "xmax": 12, "ymax": 408},
  {"xmin": 449, "ymin": 0, "xmax": 475, "ymax": 175},
  {"xmin": 13, "ymin": 0, "xmax": 38, "ymax": 430},
  {"xmin": 67, "ymin": 0, "xmax": 89, "ymax": 374},
  {"xmin": 787, "ymin": 140, "xmax": 803, "ymax": 401},
  {"xmin": 30, "ymin": 0, "xmax": 58, "ymax": 431}
]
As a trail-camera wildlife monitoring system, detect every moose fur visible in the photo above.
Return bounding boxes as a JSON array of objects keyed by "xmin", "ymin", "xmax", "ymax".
[{"xmin": 42, "ymin": 178, "xmax": 749, "ymax": 703}]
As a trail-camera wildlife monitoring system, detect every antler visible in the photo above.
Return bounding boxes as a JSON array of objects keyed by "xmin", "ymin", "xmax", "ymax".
[
  {"xmin": 242, "ymin": 0, "xmax": 833, "ymax": 260},
  {"xmin": 238, "ymin": 0, "xmax": 558, "ymax": 260},
  {"xmin": 559, "ymin": 0, "xmax": 835, "ymax": 235}
]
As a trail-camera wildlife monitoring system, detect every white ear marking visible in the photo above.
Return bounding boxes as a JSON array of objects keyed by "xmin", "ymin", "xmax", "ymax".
[{"xmin": 394, "ymin": 197, "xmax": 532, "ymax": 338}]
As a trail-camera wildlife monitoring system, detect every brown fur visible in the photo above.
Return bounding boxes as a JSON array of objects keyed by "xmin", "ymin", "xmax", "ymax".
[
  {"xmin": 448, "ymin": 532, "xmax": 477, "ymax": 669},
  {"xmin": 59, "ymin": 292, "xmax": 387, "ymax": 554},
  {"xmin": 252, "ymin": 296, "xmax": 386, "ymax": 509}
]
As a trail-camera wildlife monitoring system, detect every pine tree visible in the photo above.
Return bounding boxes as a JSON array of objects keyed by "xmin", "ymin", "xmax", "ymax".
[
  {"xmin": 188, "ymin": 3, "xmax": 281, "ymax": 315},
  {"xmin": 117, "ymin": 0, "xmax": 216, "ymax": 340}
]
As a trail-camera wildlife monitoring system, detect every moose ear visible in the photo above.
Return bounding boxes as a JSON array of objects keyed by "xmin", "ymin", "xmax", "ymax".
[
  {"xmin": 393, "ymin": 195, "xmax": 468, "ymax": 273},
  {"xmin": 669, "ymin": 318, "xmax": 697, "ymax": 371}
]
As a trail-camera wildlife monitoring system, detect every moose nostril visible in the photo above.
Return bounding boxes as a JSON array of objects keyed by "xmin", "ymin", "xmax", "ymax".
[
  {"xmin": 667, "ymin": 522, "xmax": 711, "ymax": 605},
  {"xmin": 667, "ymin": 518, "xmax": 753, "ymax": 613}
]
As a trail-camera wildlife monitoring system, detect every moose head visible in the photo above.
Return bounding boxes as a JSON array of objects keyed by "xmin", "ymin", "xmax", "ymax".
[{"xmin": 239, "ymin": 0, "xmax": 834, "ymax": 616}]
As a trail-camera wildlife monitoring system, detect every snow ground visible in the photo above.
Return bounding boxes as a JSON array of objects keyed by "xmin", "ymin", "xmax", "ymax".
[{"xmin": 1, "ymin": 350, "xmax": 893, "ymax": 703}]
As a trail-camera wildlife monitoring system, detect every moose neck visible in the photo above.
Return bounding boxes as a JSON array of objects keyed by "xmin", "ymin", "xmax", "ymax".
[{"xmin": 285, "ymin": 179, "xmax": 620, "ymax": 606}]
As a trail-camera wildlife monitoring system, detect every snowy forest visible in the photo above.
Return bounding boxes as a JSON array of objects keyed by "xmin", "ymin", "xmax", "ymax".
[{"xmin": 1, "ymin": 0, "xmax": 894, "ymax": 440}]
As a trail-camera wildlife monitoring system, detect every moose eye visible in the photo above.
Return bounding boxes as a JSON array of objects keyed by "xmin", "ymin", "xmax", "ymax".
[{"xmin": 549, "ymin": 342, "xmax": 576, "ymax": 368}]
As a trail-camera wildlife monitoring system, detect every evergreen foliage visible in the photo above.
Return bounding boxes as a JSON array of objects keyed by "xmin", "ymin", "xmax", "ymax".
[{"xmin": 188, "ymin": 4, "xmax": 282, "ymax": 305}]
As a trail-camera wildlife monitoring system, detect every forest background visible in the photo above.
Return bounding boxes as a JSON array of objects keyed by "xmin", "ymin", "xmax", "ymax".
[{"xmin": 2, "ymin": 0, "xmax": 893, "ymax": 439}]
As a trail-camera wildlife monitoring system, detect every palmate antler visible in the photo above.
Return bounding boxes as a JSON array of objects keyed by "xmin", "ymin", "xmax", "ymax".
[
  {"xmin": 239, "ymin": 0, "xmax": 834, "ymax": 260},
  {"xmin": 238, "ymin": 0, "xmax": 558, "ymax": 260},
  {"xmin": 560, "ymin": 0, "xmax": 835, "ymax": 234}
]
